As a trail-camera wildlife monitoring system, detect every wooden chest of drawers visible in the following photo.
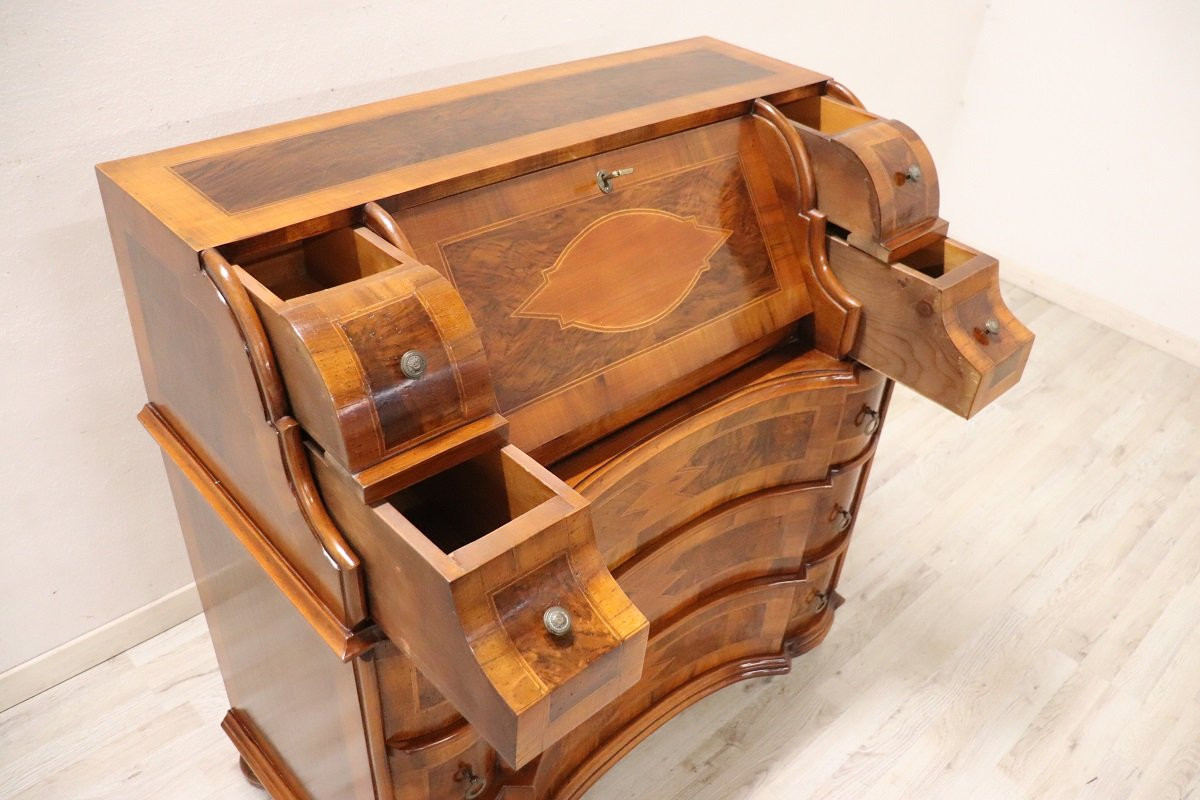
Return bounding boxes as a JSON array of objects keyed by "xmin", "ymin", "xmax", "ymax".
[{"xmin": 98, "ymin": 37, "xmax": 1032, "ymax": 799}]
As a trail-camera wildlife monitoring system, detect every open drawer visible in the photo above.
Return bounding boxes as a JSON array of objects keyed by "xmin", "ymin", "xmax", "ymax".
[
  {"xmin": 312, "ymin": 442, "xmax": 648, "ymax": 769},
  {"xmin": 779, "ymin": 93, "xmax": 946, "ymax": 263},
  {"xmin": 235, "ymin": 225, "xmax": 508, "ymax": 501},
  {"xmin": 827, "ymin": 235, "xmax": 1034, "ymax": 418},
  {"xmin": 227, "ymin": 219, "xmax": 648, "ymax": 767}
]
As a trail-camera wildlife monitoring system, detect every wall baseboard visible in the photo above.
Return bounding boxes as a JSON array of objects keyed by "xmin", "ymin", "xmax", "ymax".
[
  {"xmin": 0, "ymin": 583, "xmax": 202, "ymax": 713},
  {"xmin": 1002, "ymin": 264, "xmax": 1200, "ymax": 370}
]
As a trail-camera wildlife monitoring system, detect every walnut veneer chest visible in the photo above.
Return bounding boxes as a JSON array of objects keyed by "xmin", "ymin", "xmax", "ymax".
[{"xmin": 97, "ymin": 38, "xmax": 1033, "ymax": 800}]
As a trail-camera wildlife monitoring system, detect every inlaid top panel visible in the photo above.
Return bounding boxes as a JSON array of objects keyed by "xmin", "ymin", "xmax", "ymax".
[
  {"xmin": 97, "ymin": 38, "xmax": 827, "ymax": 250},
  {"xmin": 171, "ymin": 50, "xmax": 769, "ymax": 215}
]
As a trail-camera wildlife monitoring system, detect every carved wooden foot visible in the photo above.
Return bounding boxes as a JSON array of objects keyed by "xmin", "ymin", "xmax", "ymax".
[{"xmin": 239, "ymin": 755, "xmax": 265, "ymax": 791}]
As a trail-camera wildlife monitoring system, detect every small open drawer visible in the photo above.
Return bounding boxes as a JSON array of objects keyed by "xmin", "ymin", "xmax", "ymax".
[
  {"xmin": 827, "ymin": 235, "xmax": 1034, "ymax": 418},
  {"xmin": 311, "ymin": 442, "xmax": 648, "ymax": 769},
  {"xmin": 780, "ymin": 94, "xmax": 945, "ymax": 262},
  {"xmin": 234, "ymin": 225, "xmax": 506, "ymax": 498}
]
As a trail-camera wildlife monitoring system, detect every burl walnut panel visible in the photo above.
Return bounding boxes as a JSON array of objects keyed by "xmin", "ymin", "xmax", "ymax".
[
  {"xmin": 172, "ymin": 49, "xmax": 771, "ymax": 214},
  {"xmin": 571, "ymin": 356, "xmax": 852, "ymax": 568},
  {"xmin": 398, "ymin": 118, "xmax": 812, "ymax": 459}
]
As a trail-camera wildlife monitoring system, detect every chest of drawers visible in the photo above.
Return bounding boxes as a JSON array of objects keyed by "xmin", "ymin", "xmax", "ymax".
[{"xmin": 98, "ymin": 37, "xmax": 1031, "ymax": 799}]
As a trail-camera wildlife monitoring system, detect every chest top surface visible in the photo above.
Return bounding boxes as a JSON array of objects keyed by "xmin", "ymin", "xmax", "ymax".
[{"xmin": 97, "ymin": 37, "xmax": 826, "ymax": 250}]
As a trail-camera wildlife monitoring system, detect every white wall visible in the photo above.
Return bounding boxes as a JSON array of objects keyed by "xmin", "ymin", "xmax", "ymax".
[{"xmin": 941, "ymin": 0, "xmax": 1200, "ymax": 359}]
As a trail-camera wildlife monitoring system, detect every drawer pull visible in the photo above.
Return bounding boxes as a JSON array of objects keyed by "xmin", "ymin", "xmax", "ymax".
[
  {"xmin": 855, "ymin": 404, "xmax": 880, "ymax": 435},
  {"xmin": 543, "ymin": 605, "xmax": 573, "ymax": 637},
  {"xmin": 596, "ymin": 167, "xmax": 634, "ymax": 193},
  {"xmin": 973, "ymin": 318, "xmax": 1002, "ymax": 345},
  {"xmin": 454, "ymin": 764, "xmax": 486, "ymax": 800},
  {"xmin": 399, "ymin": 349, "xmax": 427, "ymax": 379},
  {"xmin": 831, "ymin": 505, "xmax": 853, "ymax": 532}
]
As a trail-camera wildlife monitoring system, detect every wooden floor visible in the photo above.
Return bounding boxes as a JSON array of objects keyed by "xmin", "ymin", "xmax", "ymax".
[{"xmin": 3, "ymin": 286, "xmax": 1199, "ymax": 800}]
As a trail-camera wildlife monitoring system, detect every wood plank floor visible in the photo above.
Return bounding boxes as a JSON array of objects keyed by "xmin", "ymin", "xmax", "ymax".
[{"xmin": 3, "ymin": 286, "xmax": 1199, "ymax": 800}]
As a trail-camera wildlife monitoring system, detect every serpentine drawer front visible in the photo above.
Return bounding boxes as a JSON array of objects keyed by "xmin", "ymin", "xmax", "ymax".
[{"xmin": 98, "ymin": 37, "xmax": 1031, "ymax": 799}]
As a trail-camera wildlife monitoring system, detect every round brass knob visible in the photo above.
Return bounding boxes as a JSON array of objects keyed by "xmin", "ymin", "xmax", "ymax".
[
  {"xmin": 543, "ymin": 605, "xmax": 572, "ymax": 637},
  {"xmin": 400, "ymin": 350, "xmax": 427, "ymax": 379}
]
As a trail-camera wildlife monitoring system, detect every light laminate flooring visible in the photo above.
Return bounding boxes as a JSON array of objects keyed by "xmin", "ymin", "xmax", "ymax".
[{"xmin": 3, "ymin": 285, "xmax": 1199, "ymax": 799}]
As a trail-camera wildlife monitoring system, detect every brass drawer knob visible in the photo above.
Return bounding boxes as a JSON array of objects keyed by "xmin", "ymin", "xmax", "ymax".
[
  {"xmin": 400, "ymin": 350, "xmax": 427, "ymax": 379},
  {"xmin": 543, "ymin": 605, "xmax": 573, "ymax": 637}
]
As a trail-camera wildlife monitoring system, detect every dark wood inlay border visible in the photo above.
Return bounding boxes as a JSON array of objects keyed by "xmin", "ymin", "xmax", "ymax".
[{"xmin": 171, "ymin": 49, "xmax": 772, "ymax": 214}]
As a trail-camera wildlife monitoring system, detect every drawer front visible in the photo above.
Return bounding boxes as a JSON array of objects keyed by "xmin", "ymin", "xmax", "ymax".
[
  {"xmin": 388, "ymin": 729, "xmax": 497, "ymax": 800},
  {"xmin": 806, "ymin": 459, "xmax": 868, "ymax": 561},
  {"xmin": 791, "ymin": 553, "xmax": 841, "ymax": 622},
  {"xmin": 376, "ymin": 642, "xmax": 507, "ymax": 800},
  {"xmin": 784, "ymin": 549, "xmax": 845, "ymax": 655},
  {"xmin": 614, "ymin": 483, "xmax": 824, "ymax": 623},
  {"xmin": 575, "ymin": 371, "xmax": 847, "ymax": 567},
  {"xmin": 537, "ymin": 577, "xmax": 798, "ymax": 798},
  {"xmin": 397, "ymin": 117, "xmax": 813, "ymax": 459},
  {"xmin": 830, "ymin": 368, "xmax": 888, "ymax": 464},
  {"xmin": 828, "ymin": 236, "xmax": 1034, "ymax": 418}
]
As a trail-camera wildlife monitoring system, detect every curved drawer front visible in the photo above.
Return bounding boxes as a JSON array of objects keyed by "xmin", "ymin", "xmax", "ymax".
[
  {"xmin": 805, "ymin": 459, "xmax": 868, "ymax": 562},
  {"xmin": 614, "ymin": 483, "xmax": 826, "ymax": 623},
  {"xmin": 538, "ymin": 576, "xmax": 799, "ymax": 799},
  {"xmin": 389, "ymin": 732, "xmax": 497, "ymax": 800},
  {"xmin": 576, "ymin": 373, "xmax": 847, "ymax": 567},
  {"xmin": 376, "ymin": 641, "xmax": 463, "ymax": 744},
  {"xmin": 789, "ymin": 551, "xmax": 842, "ymax": 629},
  {"xmin": 831, "ymin": 368, "xmax": 888, "ymax": 464}
]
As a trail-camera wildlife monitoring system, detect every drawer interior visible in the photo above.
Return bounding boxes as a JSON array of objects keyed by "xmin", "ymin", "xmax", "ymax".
[
  {"xmin": 237, "ymin": 227, "xmax": 401, "ymax": 300},
  {"xmin": 387, "ymin": 448, "xmax": 558, "ymax": 556},
  {"xmin": 784, "ymin": 95, "xmax": 877, "ymax": 134},
  {"xmin": 899, "ymin": 237, "xmax": 979, "ymax": 279}
]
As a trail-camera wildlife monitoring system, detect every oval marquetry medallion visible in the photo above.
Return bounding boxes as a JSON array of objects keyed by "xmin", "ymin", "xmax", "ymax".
[{"xmin": 513, "ymin": 208, "xmax": 732, "ymax": 333}]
